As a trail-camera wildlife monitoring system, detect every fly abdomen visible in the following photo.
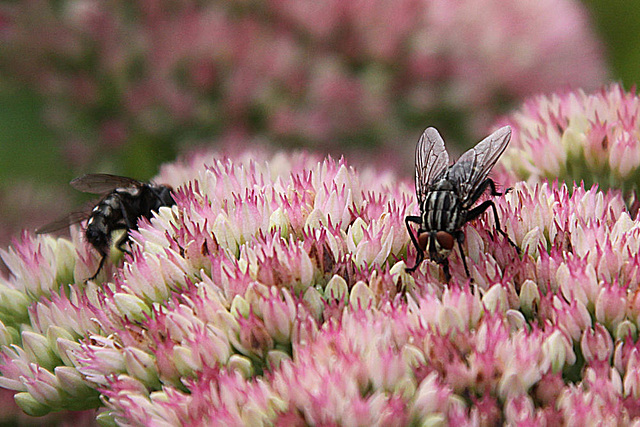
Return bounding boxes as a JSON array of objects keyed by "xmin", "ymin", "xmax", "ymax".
[{"xmin": 422, "ymin": 190, "xmax": 464, "ymax": 232}]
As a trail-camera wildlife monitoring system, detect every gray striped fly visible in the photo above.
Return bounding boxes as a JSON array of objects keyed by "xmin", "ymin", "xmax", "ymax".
[{"xmin": 405, "ymin": 126, "xmax": 519, "ymax": 281}]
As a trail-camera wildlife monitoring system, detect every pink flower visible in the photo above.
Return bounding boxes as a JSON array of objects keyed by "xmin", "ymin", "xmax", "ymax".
[
  {"xmin": 581, "ymin": 324, "xmax": 614, "ymax": 370},
  {"xmin": 558, "ymin": 367, "xmax": 629, "ymax": 424},
  {"xmin": 496, "ymin": 85, "xmax": 640, "ymax": 196},
  {"xmin": 0, "ymin": 233, "xmax": 75, "ymax": 298},
  {"xmin": 1, "ymin": 0, "xmax": 607, "ymax": 173},
  {"xmin": 4, "ymin": 148, "xmax": 640, "ymax": 424},
  {"xmin": 595, "ymin": 283, "xmax": 628, "ymax": 331},
  {"xmin": 547, "ymin": 296, "xmax": 592, "ymax": 343}
]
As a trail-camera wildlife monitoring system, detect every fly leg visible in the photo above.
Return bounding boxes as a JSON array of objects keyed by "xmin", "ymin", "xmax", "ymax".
[
  {"xmin": 86, "ymin": 254, "xmax": 108, "ymax": 281},
  {"xmin": 112, "ymin": 224, "xmax": 133, "ymax": 255},
  {"xmin": 467, "ymin": 178, "xmax": 505, "ymax": 204},
  {"xmin": 86, "ymin": 224, "xmax": 129, "ymax": 282},
  {"xmin": 440, "ymin": 258, "xmax": 452, "ymax": 283},
  {"xmin": 118, "ymin": 198, "xmax": 136, "ymax": 230},
  {"xmin": 467, "ymin": 200, "xmax": 520, "ymax": 253},
  {"xmin": 405, "ymin": 215, "xmax": 424, "ymax": 272},
  {"xmin": 113, "ymin": 196, "xmax": 136, "ymax": 254},
  {"xmin": 454, "ymin": 231, "xmax": 471, "ymax": 279}
]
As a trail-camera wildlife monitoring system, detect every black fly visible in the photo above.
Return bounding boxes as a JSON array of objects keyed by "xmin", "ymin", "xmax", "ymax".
[
  {"xmin": 405, "ymin": 126, "xmax": 519, "ymax": 281},
  {"xmin": 37, "ymin": 174, "xmax": 175, "ymax": 280}
]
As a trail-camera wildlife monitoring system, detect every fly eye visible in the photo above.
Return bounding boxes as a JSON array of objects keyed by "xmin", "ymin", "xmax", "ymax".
[
  {"xmin": 418, "ymin": 232, "xmax": 429, "ymax": 251},
  {"xmin": 435, "ymin": 231, "xmax": 455, "ymax": 250}
]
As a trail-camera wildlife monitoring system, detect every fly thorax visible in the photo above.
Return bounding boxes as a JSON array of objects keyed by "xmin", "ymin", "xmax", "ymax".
[
  {"xmin": 422, "ymin": 190, "xmax": 461, "ymax": 232},
  {"xmin": 431, "ymin": 179, "xmax": 455, "ymax": 191},
  {"xmin": 117, "ymin": 186, "xmax": 141, "ymax": 197},
  {"xmin": 103, "ymin": 194, "xmax": 122, "ymax": 211}
]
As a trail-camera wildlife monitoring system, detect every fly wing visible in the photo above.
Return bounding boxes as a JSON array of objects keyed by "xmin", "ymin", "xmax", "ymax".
[
  {"xmin": 447, "ymin": 126, "xmax": 511, "ymax": 207},
  {"xmin": 36, "ymin": 211, "xmax": 90, "ymax": 234},
  {"xmin": 70, "ymin": 174, "xmax": 142, "ymax": 194},
  {"xmin": 415, "ymin": 127, "xmax": 450, "ymax": 206}
]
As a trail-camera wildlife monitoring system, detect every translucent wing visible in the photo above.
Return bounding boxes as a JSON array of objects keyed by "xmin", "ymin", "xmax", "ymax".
[
  {"xmin": 36, "ymin": 211, "xmax": 90, "ymax": 234},
  {"xmin": 70, "ymin": 174, "xmax": 142, "ymax": 194},
  {"xmin": 415, "ymin": 127, "xmax": 450, "ymax": 206},
  {"xmin": 447, "ymin": 126, "xmax": 511, "ymax": 207}
]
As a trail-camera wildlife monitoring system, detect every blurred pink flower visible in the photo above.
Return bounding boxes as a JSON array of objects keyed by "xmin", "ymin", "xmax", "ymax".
[
  {"xmin": 1, "ymin": 0, "xmax": 607, "ymax": 171},
  {"xmin": 0, "ymin": 182, "xmax": 73, "ymax": 258},
  {"xmin": 495, "ymin": 84, "xmax": 640, "ymax": 199}
]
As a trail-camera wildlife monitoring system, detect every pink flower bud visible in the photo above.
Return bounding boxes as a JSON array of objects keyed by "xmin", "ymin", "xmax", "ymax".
[{"xmin": 581, "ymin": 324, "xmax": 614, "ymax": 365}]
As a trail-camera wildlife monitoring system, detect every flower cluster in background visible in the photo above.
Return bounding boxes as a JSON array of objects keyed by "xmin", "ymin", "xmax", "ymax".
[
  {"xmin": 2, "ymin": 136, "xmax": 640, "ymax": 423},
  {"xmin": 1, "ymin": 0, "xmax": 606, "ymax": 172},
  {"xmin": 495, "ymin": 84, "xmax": 640, "ymax": 194},
  {"xmin": 0, "ymin": 183, "xmax": 71, "ymax": 262}
]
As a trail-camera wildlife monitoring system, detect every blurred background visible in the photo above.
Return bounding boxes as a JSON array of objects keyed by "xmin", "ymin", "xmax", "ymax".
[{"xmin": 0, "ymin": 0, "xmax": 637, "ymax": 249}]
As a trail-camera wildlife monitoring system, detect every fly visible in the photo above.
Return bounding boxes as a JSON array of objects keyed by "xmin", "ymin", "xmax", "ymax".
[
  {"xmin": 37, "ymin": 174, "xmax": 175, "ymax": 280},
  {"xmin": 405, "ymin": 126, "xmax": 519, "ymax": 281}
]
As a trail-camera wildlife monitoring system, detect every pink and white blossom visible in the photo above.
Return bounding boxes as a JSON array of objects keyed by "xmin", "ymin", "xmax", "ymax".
[{"xmin": 1, "ymin": 142, "xmax": 640, "ymax": 424}]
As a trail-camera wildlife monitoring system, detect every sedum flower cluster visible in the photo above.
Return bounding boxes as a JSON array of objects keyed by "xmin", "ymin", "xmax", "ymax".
[
  {"xmin": 496, "ymin": 83, "xmax": 640, "ymax": 195},
  {"xmin": 1, "ymin": 0, "xmax": 606, "ymax": 168},
  {"xmin": 2, "ymin": 140, "xmax": 640, "ymax": 424}
]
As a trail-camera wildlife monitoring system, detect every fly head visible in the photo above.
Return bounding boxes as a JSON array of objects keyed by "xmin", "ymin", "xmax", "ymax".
[{"xmin": 417, "ymin": 230, "xmax": 455, "ymax": 264}]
